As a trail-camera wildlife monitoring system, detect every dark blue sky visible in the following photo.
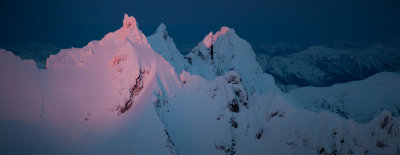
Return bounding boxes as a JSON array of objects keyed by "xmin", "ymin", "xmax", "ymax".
[{"xmin": 1, "ymin": 0, "xmax": 399, "ymax": 52}]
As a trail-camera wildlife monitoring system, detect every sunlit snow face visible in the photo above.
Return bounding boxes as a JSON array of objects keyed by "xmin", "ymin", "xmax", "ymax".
[{"xmin": 0, "ymin": 14, "xmax": 157, "ymax": 143}]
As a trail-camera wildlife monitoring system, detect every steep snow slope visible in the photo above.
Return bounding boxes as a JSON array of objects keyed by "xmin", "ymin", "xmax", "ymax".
[
  {"xmin": 290, "ymin": 72, "xmax": 400, "ymax": 123},
  {"xmin": 148, "ymin": 23, "xmax": 187, "ymax": 74},
  {"xmin": 0, "ymin": 14, "xmax": 399, "ymax": 154},
  {"xmin": 257, "ymin": 45, "xmax": 400, "ymax": 90},
  {"xmin": 185, "ymin": 27, "xmax": 279, "ymax": 94}
]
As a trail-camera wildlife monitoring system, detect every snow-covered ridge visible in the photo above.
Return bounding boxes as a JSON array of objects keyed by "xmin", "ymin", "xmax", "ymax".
[
  {"xmin": 1, "ymin": 14, "xmax": 399, "ymax": 154},
  {"xmin": 289, "ymin": 72, "xmax": 400, "ymax": 123}
]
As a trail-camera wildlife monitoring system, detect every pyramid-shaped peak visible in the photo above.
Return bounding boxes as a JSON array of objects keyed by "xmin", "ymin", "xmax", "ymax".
[
  {"xmin": 156, "ymin": 23, "xmax": 167, "ymax": 33},
  {"xmin": 154, "ymin": 23, "xmax": 170, "ymax": 40}
]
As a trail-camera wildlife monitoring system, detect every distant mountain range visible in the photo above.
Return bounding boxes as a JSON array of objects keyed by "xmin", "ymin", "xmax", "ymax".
[{"xmin": 256, "ymin": 43, "xmax": 400, "ymax": 91}]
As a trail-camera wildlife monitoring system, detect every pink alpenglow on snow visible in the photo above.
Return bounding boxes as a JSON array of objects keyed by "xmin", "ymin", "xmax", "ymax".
[
  {"xmin": 202, "ymin": 26, "xmax": 232, "ymax": 48},
  {"xmin": 123, "ymin": 13, "xmax": 138, "ymax": 30},
  {"xmin": 0, "ymin": 13, "xmax": 399, "ymax": 155},
  {"xmin": 103, "ymin": 13, "xmax": 149, "ymax": 45}
]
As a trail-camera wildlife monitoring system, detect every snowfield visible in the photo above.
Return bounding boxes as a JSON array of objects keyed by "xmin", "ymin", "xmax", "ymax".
[{"xmin": 0, "ymin": 14, "xmax": 399, "ymax": 154}]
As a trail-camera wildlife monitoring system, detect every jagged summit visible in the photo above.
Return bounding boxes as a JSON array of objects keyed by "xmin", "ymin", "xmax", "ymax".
[
  {"xmin": 202, "ymin": 26, "xmax": 233, "ymax": 48},
  {"xmin": 122, "ymin": 13, "xmax": 138, "ymax": 30},
  {"xmin": 103, "ymin": 13, "xmax": 148, "ymax": 45},
  {"xmin": 186, "ymin": 26, "xmax": 278, "ymax": 94},
  {"xmin": 212, "ymin": 26, "xmax": 232, "ymax": 43}
]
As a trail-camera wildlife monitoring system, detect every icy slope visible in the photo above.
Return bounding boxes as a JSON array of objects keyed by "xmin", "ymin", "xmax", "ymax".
[
  {"xmin": 148, "ymin": 23, "xmax": 187, "ymax": 74},
  {"xmin": 0, "ymin": 14, "xmax": 399, "ymax": 154},
  {"xmin": 185, "ymin": 27, "xmax": 278, "ymax": 94},
  {"xmin": 290, "ymin": 72, "xmax": 400, "ymax": 123},
  {"xmin": 257, "ymin": 44, "xmax": 400, "ymax": 90}
]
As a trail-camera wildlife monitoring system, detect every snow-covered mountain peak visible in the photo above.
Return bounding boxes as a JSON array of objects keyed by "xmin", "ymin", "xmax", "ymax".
[
  {"xmin": 213, "ymin": 26, "xmax": 231, "ymax": 41},
  {"xmin": 201, "ymin": 26, "xmax": 233, "ymax": 48},
  {"xmin": 186, "ymin": 26, "xmax": 278, "ymax": 94},
  {"xmin": 152, "ymin": 23, "xmax": 173, "ymax": 43},
  {"xmin": 155, "ymin": 23, "xmax": 167, "ymax": 34},
  {"xmin": 103, "ymin": 13, "xmax": 148, "ymax": 45},
  {"xmin": 44, "ymin": 14, "xmax": 187, "ymax": 118},
  {"xmin": 122, "ymin": 13, "xmax": 139, "ymax": 30}
]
